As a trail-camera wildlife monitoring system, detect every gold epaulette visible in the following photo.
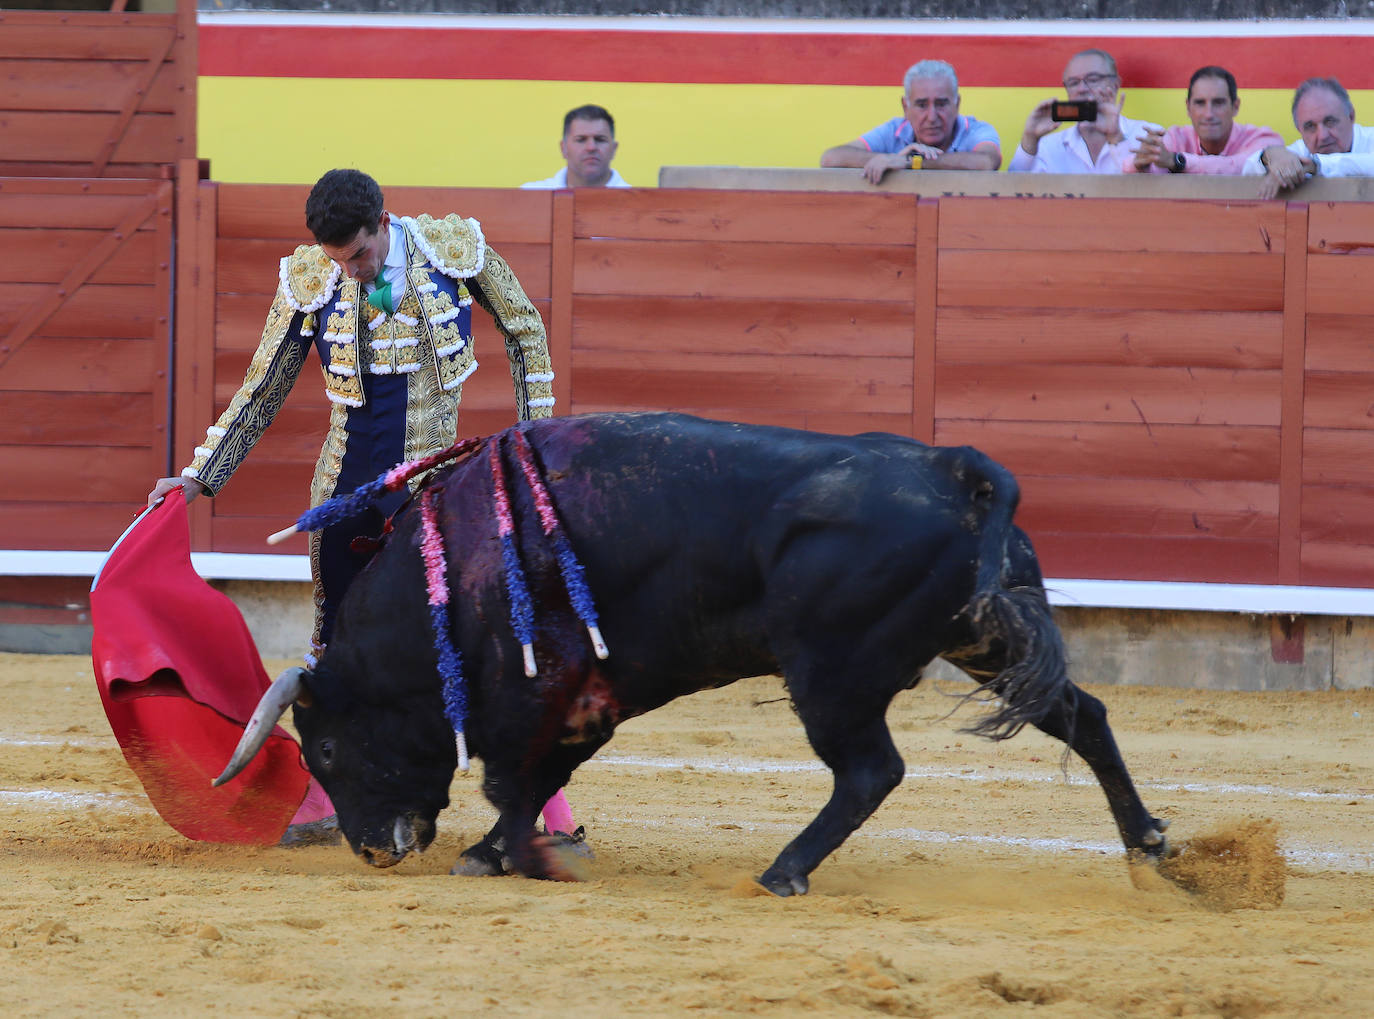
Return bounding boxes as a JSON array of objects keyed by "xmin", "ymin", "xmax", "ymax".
[
  {"xmin": 402, "ymin": 214, "xmax": 487, "ymax": 279},
  {"xmin": 279, "ymin": 244, "xmax": 341, "ymax": 313}
]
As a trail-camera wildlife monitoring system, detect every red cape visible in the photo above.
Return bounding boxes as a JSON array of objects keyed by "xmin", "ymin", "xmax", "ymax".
[{"xmin": 90, "ymin": 497, "xmax": 318, "ymax": 843}]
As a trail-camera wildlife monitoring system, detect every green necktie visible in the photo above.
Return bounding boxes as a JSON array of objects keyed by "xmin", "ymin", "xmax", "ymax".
[{"xmin": 367, "ymin": 268, "xmax": 394, "ymax": 315}]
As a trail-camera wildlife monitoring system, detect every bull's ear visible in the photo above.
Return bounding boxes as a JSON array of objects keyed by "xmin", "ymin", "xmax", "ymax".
[{"xmin": 295, "ymin": 670, "xmax": 315, "ymax": 708}]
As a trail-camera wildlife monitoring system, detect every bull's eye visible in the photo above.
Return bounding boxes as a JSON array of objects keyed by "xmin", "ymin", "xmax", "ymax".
[{"xmin": 317, "ymin": 738, "xmax": 336, "ymax": 769}]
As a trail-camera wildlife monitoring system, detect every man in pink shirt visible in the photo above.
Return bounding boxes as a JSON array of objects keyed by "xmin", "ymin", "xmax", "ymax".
[{"xmin": 1131, "ymin": 65, "xmax": 1282, "ymax": 175}]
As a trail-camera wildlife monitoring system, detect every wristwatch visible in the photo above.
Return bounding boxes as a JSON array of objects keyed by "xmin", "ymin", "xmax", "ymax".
[{"xmin": 1170, "ymin": 152, "xmax": 1187, "ymax": 174}]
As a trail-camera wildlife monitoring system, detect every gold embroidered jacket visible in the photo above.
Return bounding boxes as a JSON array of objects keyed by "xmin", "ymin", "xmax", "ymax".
[{"xmin": 182, "ymin": 214, "xmax": 555, "ymax": 498}]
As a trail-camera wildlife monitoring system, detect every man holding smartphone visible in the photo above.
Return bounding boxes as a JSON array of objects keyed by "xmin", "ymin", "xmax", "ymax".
[
  {"xmin": 1009, "ymin": 49, "xmax": 1160, "ymax": 174},
  {"xmin": 820, "ymin": 59, "xmax": 1002, "ymax": 184}
]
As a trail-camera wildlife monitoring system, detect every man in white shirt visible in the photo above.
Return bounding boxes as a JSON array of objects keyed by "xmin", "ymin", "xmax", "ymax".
[
  {"xmin": 1243, "ymin": 78, "xmax": 1374, "ymax": 198},
  {"xmin": 522, "ymin": 104, "xmax": 631, "ymax": 189},
  {"xmin": 1009, "ymin": 48, "xmax": 1160, "ymax": 174}
]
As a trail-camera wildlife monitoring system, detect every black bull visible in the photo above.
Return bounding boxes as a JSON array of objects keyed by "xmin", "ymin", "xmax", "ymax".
[{"xmin": 221, "ymin": 412, "xmax": 1170, "ymax": 896}]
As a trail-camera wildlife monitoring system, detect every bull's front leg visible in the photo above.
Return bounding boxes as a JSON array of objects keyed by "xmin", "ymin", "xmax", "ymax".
[
  {"xmin": 451, "ymin": 762, "xmax": 588, "ymax": 882},
  {"xmin": 1035, "ymin": 684, "xmax": 1171, "ymax": 860}
]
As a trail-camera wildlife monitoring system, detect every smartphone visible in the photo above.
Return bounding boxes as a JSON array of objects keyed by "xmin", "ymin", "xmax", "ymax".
[{"xmin": 1050, "ymin": 99, "xmax": 1098, "ymax": 122}]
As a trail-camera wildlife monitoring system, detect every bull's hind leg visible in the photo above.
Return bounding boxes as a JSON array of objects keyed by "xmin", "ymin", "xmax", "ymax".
[
  {"xmin": 758, "ymin": 695, "xmax": 905, "ymax": 897},
  {"xmin": 1033, "ymin": 685, "xmax": 1171, "ymax": 860}
]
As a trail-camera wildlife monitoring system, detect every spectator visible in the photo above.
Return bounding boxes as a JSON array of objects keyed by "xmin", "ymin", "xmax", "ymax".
[
  {"xmin": 1244, "ymin": 77, "xmax": 1374, "ymax": 198},
  {"xmin": 820, "ymin": 59, "xmax": 1001, "ymax": 184},
  {"xmin": 522, "ymin": 104, "xmax": 630, "ymax": 189},
  {"xmin": 1010, "ymin": 48, "xmax": 1160, "ymax": 174},
  {"xmin": 1130, "ymin": 66, "xmax": 1282, "ymax": 175}
]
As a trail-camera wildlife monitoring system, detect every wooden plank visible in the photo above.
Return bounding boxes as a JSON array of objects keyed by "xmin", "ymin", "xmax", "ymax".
[
  {"xmin": 562, "ymin": 403, "xmax": 912, "ymax": 438},
  {"xmin": 574, "ymin": 239, "xmax": 915, "ymax": 301},
  {"xmin": 934, "ymin": 364, "xmax": 1281, "ymax": 427},
  {"xmin": 1031, "ymin": 532, "xmax": 1279, "ymax": 585},
  {"xmin": 1302, "ymin": 484, "xmax": 1374, "ymax": 545},
  {"xmin": 148, "ymin": 180, "xmax": 173, "ymax": 468},
  {"xmin": 1302, "ymin": 371, "xmax": 1374, "ymax": 430},
  {"xmin": 0, "ymin": 337, "xmax": 153, "ymax": 392},
  {"xmin": 0, "ymin": 60, "xmax": 180, "ymax": 114},
  {"xmin": 178, "ymin": 175, "xmax": 216, "ymax": 548},
  {"xmin": 0, "ymin": 229, "xmax": 160, "ymax": 285},
  {"xmin": 1303, "ymin": 428, "xmax": 1374, "ymax": 487},
  {"xmin": 1300, "ymin": 540, "xmax": 1374, "ymax": 588},
  {"xmin": 1017, "ymin": 476, "xmax": 1278, "ymax": 540},
  {"xmin": 215, "ymin": 185, "xmax": 305, "ymax": 240},
  {"xmin": 1303, "ymin": 314, "xmax": 1374, "ymax": 372},
  {"xmin": 570, "ymin": 294, "xmax": 914, "ymax": 357},
  {"xmin": 0, "ymin": 160, "xmax": 166, "ymax": 179},
  {"xmin": 934, "ymin": 420, "xmax": 1280, "ymax": 483},
  {"xmin": 0, "ymin": 17, "xmax": 182, "ymax": 61},
  {"xmin": 2, "ymin": 111, "xmax": 179, "ymax": 164},
  {"xmin": 215, "ymin": 185, "xmax": 554, "ymax": 245},
  {"xmin": 935, "ymin": 308, "xmax": 1283, "ymax": 369},
  {"xmin": 1305, "ymin": 253, "xmax": 1374, "ymax": 315},
  {"xmin": 0, "ymin": 178, "xmax": 169, "ymax": 199},
  {"xmin": 938, "ymin": 251, "xmax": 1284, "ymax": 311},
  {"xmin": 0, "ymin": 392, "xmax": 151, "ymax": 446},
  {"xmin": 211, "ymin": 516, "xmax": 311, "ymax": 557},
  {"xmin": 912, "ymin": 198, "xmax": 936, "ymax": 444},
  {"xmin": 1278, "ymin": 202, "xmax": 1307, "ymax": 583},
  {"xmin": 1307, "ymin": 201, "xmax": 1374, "ymax": 253},
  {"xmin": 570, "ymin": 349, "xmax": 912, "ymax": 414},
  {"xmin": 939, "ymin": 196, "xmax": 1286, "ymax": 253},
  {"xmin": 0, "ymin": 283, "xmax": 158, "ymax": 338},
  {"xmin": 572, "ymin": 188, "xmax": 918, "ymax": 244},
  {"xmin": 550, "ymin": 190, "xmax": 573, "ymax": 413},
  {"xmin": 173, "ymin": 0, "xmax": 196, "ymax": 165},
  {"xmin": 0, "ymin": 445, "xmax": 154, "ymax": 502},
  {"xmin": 0, "ymin": 192, "xmax": 168, "ymax": 230},
  {"xmin": 0, "ymin": 502, "xmax": 142, "ymax": 553}
]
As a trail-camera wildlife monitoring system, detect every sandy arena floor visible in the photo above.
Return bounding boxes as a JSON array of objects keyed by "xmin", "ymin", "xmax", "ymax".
[{"xmin": 2, "ymin": 652, "xmax": 1372, "ymax": 1017}]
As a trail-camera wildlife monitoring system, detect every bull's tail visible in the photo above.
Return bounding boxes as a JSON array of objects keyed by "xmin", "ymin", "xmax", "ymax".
[
  {"xmin": 963, "ymin": 586, "xmax": 1070, "ymax": 740},
  {"xmin": 952, "ymin": 448, "xmax": 1072, "ymax": 741}
]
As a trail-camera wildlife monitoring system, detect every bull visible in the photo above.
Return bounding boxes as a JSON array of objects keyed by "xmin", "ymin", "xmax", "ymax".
[{"xmin": 218, "ymin": 412, "xmax": 1172, "ymax": 896}]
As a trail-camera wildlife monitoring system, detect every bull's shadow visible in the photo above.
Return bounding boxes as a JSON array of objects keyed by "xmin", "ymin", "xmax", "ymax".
[{"xmin": 219, "ymin": 412, "xmax": 1173, "ymax": 897}]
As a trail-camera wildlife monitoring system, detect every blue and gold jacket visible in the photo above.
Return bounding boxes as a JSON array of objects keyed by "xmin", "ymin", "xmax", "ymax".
[{"xmin": 182, "ymin": 213, "xmax": 555, "ymax": 500}]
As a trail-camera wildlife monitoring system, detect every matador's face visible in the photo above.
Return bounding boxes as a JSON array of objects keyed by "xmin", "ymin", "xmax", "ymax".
[{"xmin": 321, "ymin": 212, "xmax": 391, "ymax": 285}]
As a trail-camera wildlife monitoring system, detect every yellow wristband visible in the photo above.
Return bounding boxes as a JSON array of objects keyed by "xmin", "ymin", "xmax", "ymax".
[{"xmin": 909, "ymin": 154, "xmax": 924, "ymax": 170}]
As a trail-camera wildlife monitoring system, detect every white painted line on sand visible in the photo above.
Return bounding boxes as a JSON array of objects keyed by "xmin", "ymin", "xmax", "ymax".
[{"xmin": 589, "ymin": 753, "xmax": 1374, "ymax": 804}]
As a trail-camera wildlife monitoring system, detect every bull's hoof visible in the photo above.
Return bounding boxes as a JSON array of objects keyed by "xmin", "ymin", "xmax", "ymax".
[
  {"xmin": 451, "ymin": 851, "xmax": 505, "ymax": 877},
  {"xmin": 451, "ymin": 837, "xmax": 507, "ymax": 877},
  {"xmin": 756, "ymin": 869, "xmax": 809, "ymax": 897},
  {"xmin": 279, "ymin": 814, "xmax": 342, "ymax": 848}
]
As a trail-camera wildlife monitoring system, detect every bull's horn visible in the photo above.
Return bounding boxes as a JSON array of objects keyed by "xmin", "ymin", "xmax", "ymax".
[{"xmin": 211, "ymin": 667, "xmax": 306, "ymax": 788}]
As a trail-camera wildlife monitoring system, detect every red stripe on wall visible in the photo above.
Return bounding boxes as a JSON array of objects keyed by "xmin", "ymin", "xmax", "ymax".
[{"xmin": 201, "ymin": 25, "xmax": 1374, "ymax": 90}]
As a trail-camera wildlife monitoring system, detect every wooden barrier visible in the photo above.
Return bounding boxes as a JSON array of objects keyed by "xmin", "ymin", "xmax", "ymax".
[
  {"xmin": 0, "ymin": 5, "xmax": 195, "ymax": 177},
  {"xmin": 4, "ymin": 181, "xmax": 1366, "ymax": 596},
  {"xmin": 0, "ymin": 177, "xmax": 174, "ymax": 550}
]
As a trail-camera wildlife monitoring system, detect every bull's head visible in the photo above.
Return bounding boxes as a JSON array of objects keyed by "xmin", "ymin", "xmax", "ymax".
[{"xmin": 214, "ymin": 665, "xmax": 457, "ymax": 867}]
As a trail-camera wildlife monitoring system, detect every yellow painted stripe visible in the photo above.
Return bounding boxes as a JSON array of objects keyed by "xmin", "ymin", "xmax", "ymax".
[{"xmin": 201, "ymin": 77, "xmax": 1323, "ymax": 187}]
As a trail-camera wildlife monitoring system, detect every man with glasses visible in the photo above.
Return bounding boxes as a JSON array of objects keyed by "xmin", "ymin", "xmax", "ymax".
[
  {"xmin": 1130, "ymin": 66, "xmax": 1281, "ymax": 175},
  {"xmin": 1010, "ymin": 49, "xmax": 1159, "ymax": 174},
  {"xmin": 1242, "ymin": 78, "xmax": 1374, "ymax": 198},
  {"xmin": 821, "ymin": 59, "xmax": 1001, "ymax": 184}
]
